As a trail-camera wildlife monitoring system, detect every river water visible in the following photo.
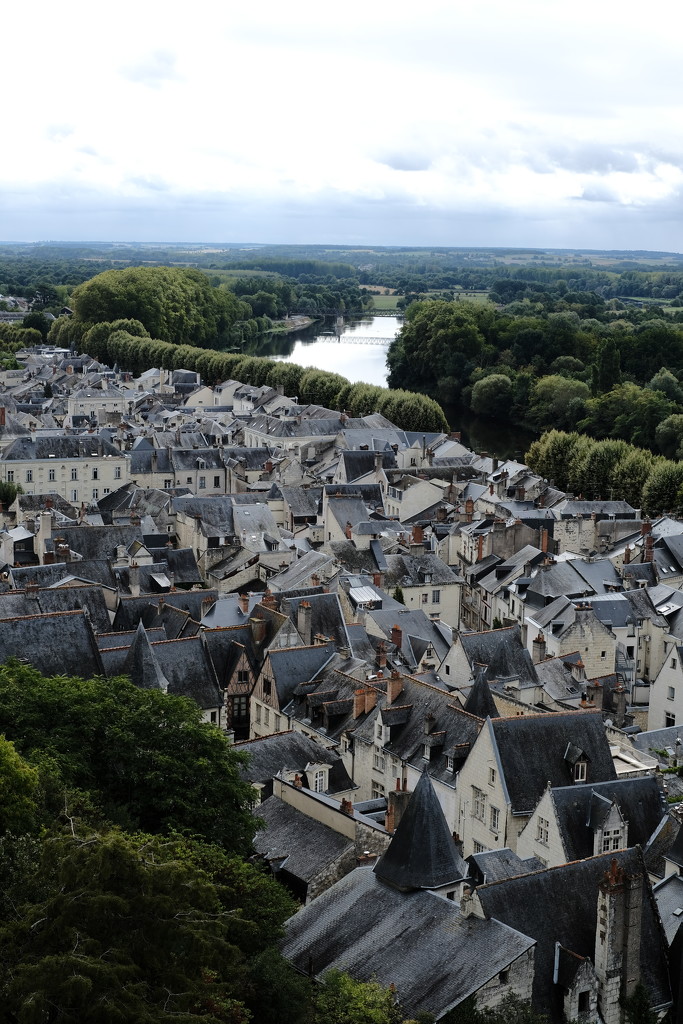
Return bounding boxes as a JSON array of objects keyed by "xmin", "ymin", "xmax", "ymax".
[{"xmin": 257, "ymin": 315, "xmax": 536, "ymax": 459}]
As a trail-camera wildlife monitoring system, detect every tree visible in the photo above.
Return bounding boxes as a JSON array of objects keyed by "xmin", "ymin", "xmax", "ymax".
[
  {"xmin": 656, "ymin": 414, "xmax": 683, "ymax": 458},
  {"xmin": 22, "ymin": 310, "xmax": 52, "ymax": 341},
  {"xmin": 470, "ymin": 374, "xmax": 514, "ymax": 419},
  {"xmin": 442, "ymin": 993, "xmax": 548, "ymax": 1024},
  {"xmin": 0, "ymin": 828, "xmax": 253, "ymax": 1023},
  {"xmin": 527, "ymin": 376, "xmax": 590, "ymax": 432},
  {"xmin": 595, "ymin": 336, "xmax": 621, "ymax": 393},
  {"xmin": 313, "ymin": 970, "xmax": 404, "ymax": 1024},
  {"xmin": 0, "ymin": 736, "xmax": 38, "ymax": 836},
  {"xmin": 0, "ymin": 662, "xmax": 258, "ymax": 855},
  {"xmin": 393, "ymin": 586, "xmax": 405, "ymax": 605},
  {"xmin": 641, "ymin": 460, "xmax": 683, "ymax": 516}
]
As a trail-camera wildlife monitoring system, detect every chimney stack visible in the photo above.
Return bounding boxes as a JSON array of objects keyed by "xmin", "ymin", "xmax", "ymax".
[
  {"xmin": 298, "ymin": 600, "xmax": 313, "ymax": 645},
  {"xmin": 129, "ymin": 561, "xmax": 140, "ymax": 598},
  {"xmin": 594, "ymin": 860, "xmax": 643, "ymax": 1024},
  {"xmin": 391, "ymin": 624, "xmax": 403, "ymax": 651},
  {"xmin": 532, "ymin": 633, "xmax": 547, "ymax": 664},
  {"xmin": 387, "ymin": 669, "xmax": 403, "ymax": 704},
  {"xmin": 238, "ymin": 592, "xmax": 250, "ymax": 615}
]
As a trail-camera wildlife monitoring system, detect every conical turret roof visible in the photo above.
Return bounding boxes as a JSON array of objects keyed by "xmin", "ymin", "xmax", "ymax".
[
  {"xmin": 123, "ymin": 620, "xmax": 170, "ymax": 692},
  {"xmin": 374, "ymin": 770, "xmax": 468, "ymax": 891},
  {"xmin": 464, "ymin": 666, "xmax": 500, "ymax": 719}
]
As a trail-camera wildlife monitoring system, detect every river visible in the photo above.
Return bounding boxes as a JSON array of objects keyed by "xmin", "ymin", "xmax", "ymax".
[{"xmin": 252, "ymin": 315, "xmax": 536, "ymax": 459}]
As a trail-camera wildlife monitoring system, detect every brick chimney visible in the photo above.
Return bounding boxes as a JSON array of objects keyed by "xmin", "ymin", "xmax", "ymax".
[
  {"xmin": 391, "ymin": 624, "xmax": 403, "ymax": 650},
  {"xmin": 238, "ymin": 592, "xmax": 250, "ymax": 615},
  {"xmin": 594, "ymin": 859, "xmax": 643, "ymax": 1024},
  {"xmin": 250, "ymin": 616, "xmax": 266, "ymax": 645},
  {"xmin": 353, "ymin": 689, "xmax": 366, "ymax": 718},
  {"xmin": 623, "ymin": 545, "xmax": 631, "ymax": 565},
  {"xmin": 587, "ymin": 679, "xmax": 604, "ymax": 709},
  {"xmin": 340, "ymin": 798, "xmax": 354, "ymax": 816},
  {"xmin": 385, "ymin": 778, "xmax": 412, "ymax": 833},
  {"xmin": 477, "ymin": 534, "xmax": 484, "ymax": 562},
  {"xmin": 465, "ymin": 497, "xmax": 474, "ymax": 523},
  {"xmin": 373, "ymin": 571, "xmax": 383, "ymax": 589},
  {"xmin": 298, "ymin": 600, "xmax": 312, "ymax": 645},
  {"xmin": 541, "ymin": 527, "xmax": 549, "ymax": 554},
  {"xmin": 261, "ymin": 588, "xmax": 276, "ymax": 610},
  {"xmin": 364, "ymin": 687, "xmax": 378, "ymax": 714},
  {"xmin": 345, "ymin": 520, "xmax": 352, "ymax": 540},
  {"xmin": 613, "ymin": 683, "xmax": 627, "ymax": 728},
  {"xmin": 377, "ymin": 641, "xmax": 387, "ymax": 670},
  {"xmin": 387, "ymin": 669, "xmax": 403, "ymax": 704}
]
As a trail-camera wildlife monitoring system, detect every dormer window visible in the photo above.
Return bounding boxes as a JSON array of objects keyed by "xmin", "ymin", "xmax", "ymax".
[
  {"xmin": 574, "ymin": 760, "xmax": 587, "ymax": 782},
  {"xmin": 601, "ymin": 827, "xmax": 623, "ymax": 853},
  {"xmin": 446, "ymin": 755, "xmax": 454, "ymax": 772}
]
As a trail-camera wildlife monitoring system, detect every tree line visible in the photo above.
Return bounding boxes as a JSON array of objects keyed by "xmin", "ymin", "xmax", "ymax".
[{"xmin": 525, "ymin": 429, "xmax": 683, "ymax": 515}]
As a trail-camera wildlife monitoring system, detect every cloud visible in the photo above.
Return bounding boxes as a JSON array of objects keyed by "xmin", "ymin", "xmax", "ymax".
[
  {"xmin": 576, "ymin": 184, "xmax": 621, "ymax": 203},
  {"xmin": 374, "ymin": 152, "xmax": 433, "ymax": 172},
  {"xmin": 119, "ymin": 50, "xmax": 180, "ymax": 88}
]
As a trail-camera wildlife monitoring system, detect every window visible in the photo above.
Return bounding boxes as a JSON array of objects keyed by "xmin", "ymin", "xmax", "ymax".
[
  {"xmin": 574, "ymin": 761, "xmax": 587, "ymax": 782},
  {"xmin": 233, "ymin": 695, "xmax": 248, "ymax": 721},
  {"xmin": 214, "ymin": 475, "xmax": 220, "ymax": 488},
  {"xmin": 488, "ymin": 767, "xmax": 496, "ymax": 786},
  {"xmin": 92, "ymin": 468, "xmax": 98, "ymax": 480},
  {"xmin": 473, "ymin": 841, "xmax": 488, "ymax": 854},
  {"xmin": 164, "ymin": 479, "xmax": 172, "ymax": 489},
  {"xmin": 92, "ymin": 488, "xmax": 99, "ymax": 500},
  {"xmin": 445, "ymin": 664, "xmax": 450, "ymax": 675},
  {"xmin": 186, "ymin": 477, "xmax": 192, "ymax": 484},
  {"xmin": 672, "ymin": 659, "xmax": 678, "ymax": 670},
  {"xmin": 71, "ymin": 489, "xmax": 78, "ymax": 502},
  {"xmin": 376, "ymin": 723, "xmax": 383, "ymax": 740},
  {"xmin": 210, "ymin": 711, "xmax": 217, "ymax": 724},
  {"xmin": 274, "ymin": 714, "xmax": 281, "ymax": 731},
  {"xmin": 314, "ymin": 770, "xmax": 325, "ymax": 793},
  {"xmin": 578, "ymin": 992, "xmax": 590, "ymax": 1014},
  {"xmin": 372, "ymin": 782, "xmax": 386, "ymax": 799},
  {"xmin": 237, "ymin": 669, "xmax": 250, "ymax": 685},
  {"xmin": 423, "ymin": 743, "xmax": 431, "ymax": 761},
  {"xmin": 422, "ymin": 593, "xmax": 428, "ymax": 604},
  {"xmin": 103, "ymin": 488, "xmax": 110, "ymax": 495},
  {"xmin": 666, "ymin": 712, "xmax": 676, "ymax": 728},
  {"xmin": 602, "ymin": 828, "xmax": 622, "ymax": 853},
  {"xmin": 25, "ymin": 470, "xmax": 32, "ymax": 483},
  {"xmin": 263, "ymin": 678, "xmax": 272, "ymax": 697},
  {"xmin": 71, "ymin": 467, "xmax": 78, "ymax": 480},
  {"xmin": 601, "ymin": 650, "xmax": 607, "ymax": 659},
  {"xmin": 199, "ymin": 476, "xmax": 206, "ymax": 489},
  {"xmin": 373, "ymin": 751, "xmax": 386, "ymax": 772},
  {"xmin": 432, "ymin": 589, "xmax": 441, "ymax": 604},
  {"xmin": 446, "ymin": 755, "xmax": 454, "ymax": 772},
  {"xmin": 536, "ymin": 816, "xmax": 549, "ymax": 844},
  {"xmin": 6, "ymin": 471, "xmax": 13, "ymax": 482},
  {"xmin": 114, "ymin": 466, "xmax": 121, "ymax": 479},
  {"xmin": 48, "ymin": 468, "xmax": 55, "ymax": 481},
  {"xmin": 255, "ymin": 703, "xmax": 262, "ymax": 724},
  {"xmin": 264, "ymin": 707, "xmax": 270, "ymax": 727},
  {"xmin": 490, "ymin": 806, "xmax": 500, "ymax": 833},
  {"xmin": 498, "ymin": 969, "xmax": 509, "ymax": 985},
  {"xmin": 472, "ymin": 787, "xmax": 486, "ymax": 821},
  {"xmin": 668, "ymin": 686, "xmax": 676, "ymax": 701}
]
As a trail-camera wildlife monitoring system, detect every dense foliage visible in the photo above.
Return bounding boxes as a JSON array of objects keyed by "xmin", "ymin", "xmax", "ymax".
[{"xmin": 58, "ymin": 320, "xmax": 449, "ymax": 433}]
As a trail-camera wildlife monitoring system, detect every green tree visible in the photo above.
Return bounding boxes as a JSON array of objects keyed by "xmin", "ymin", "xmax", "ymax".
[
  {"xmin": 470, "ymin": 374, "xmax": 514, "ymax": 419},
  {"xmin": 22, "ymin": 310, "xmax": 52, "ymax": 341},
  {"xmin": 0, "ymin": 828, "xmax": 253, "ymax": 1023},
  {"xmin": 0, "ymin": 662, "xmax": 258, "ymax": 855},
  {"xmin": 655, "ymin": 413, "xmax": 683, "ymax": 458},
  {"xmin": 642, "ymin": 460, "xmax": 683, "ymax": 516},
  {"xmin": 314, "ymin": 970, "xmax": 403, "ymax": 1024},
  {"xmin": 595, "ymin": 336, "xmax": 622, "ymax": 393},
  {"xmin": 527, "ymin": 376, "xmax": 590, "ymax": 432},
  {"xmin": 0, "ymin": 735, "xmax": 38, "ymax": 836}
]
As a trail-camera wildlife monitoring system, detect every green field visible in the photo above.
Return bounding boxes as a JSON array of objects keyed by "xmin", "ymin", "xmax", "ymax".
[{"xmin": 370, "ymin": 293, "xmax": 400, "ymax": 310}]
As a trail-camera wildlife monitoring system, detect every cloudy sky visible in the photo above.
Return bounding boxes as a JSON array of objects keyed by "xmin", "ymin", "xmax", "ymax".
[{"xmin": 3, "ymin": 0, "xmax": 682, "ymax": 250}]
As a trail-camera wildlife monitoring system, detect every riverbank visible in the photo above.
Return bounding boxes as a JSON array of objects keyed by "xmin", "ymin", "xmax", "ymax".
[{"xmin": 266, "ymin": 315, "xmax": 319, "ymax": 335}]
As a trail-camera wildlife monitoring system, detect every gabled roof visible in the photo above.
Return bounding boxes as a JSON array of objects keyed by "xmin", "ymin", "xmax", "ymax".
[
  {"xmin": 490, "ymin": 712, "xmax": 616, "ymax": 814},
  {"xmin": 464, "ymin": 668, "xmax": 500, "ymax": 719},
  {"xmin": 476, "ymin": 848, "xmax": 670, "ymax": 1019},
  {"xmin": 550, "ymin": 776, "xmax": 666, "ymax": 862},
  {"xmin": 374, "ymin": 771, "xmax": 468, "ymax": 890},
  {"xmin": 458, "ymin": 624, "xmax": 538, "ymax": 684},
  {"xmin": 235, "ymin": 730, "xmax": 353, "ymax": 793},
  {"xmin": 281, "ymin": 867, "xmax": 535, "ymax": 1020}
]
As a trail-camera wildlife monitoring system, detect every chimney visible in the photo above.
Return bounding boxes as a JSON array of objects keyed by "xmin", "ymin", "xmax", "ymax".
[
  {"xmin": 391, "ymin": 624, "xmax": 403, "ymax": 650},
  {"xmin": 587, "ymin": 680, "xmax": 603, "ymax": 709},
  {"xmin": 364, "ymin": 686, "xmax": 378, "ymax": 714},
  {"xmin": 613, "ymin": 683, "xmax": 627, "ymax": 728},
  {"xmin": 532, "ymin": 632, "xmax": 547, "ymax": 664},
  {"xmin": 238, "ymin": 592, "xmax": 250, "ymax": 615},
  {"xmin": 261, "ymin": 588, "xmax": 277, "ymax": 610},
  {"xmin": 345, "ymin": 520, "xmax": 352, "ymax": 540},
  {"xmin": 387, "ymin": 669, "xmax": 403, "ymax": 704},
  {"xmin": 129, "ymin": 562, "xmax": 140, "ymax": 598},
  {"xmin": 377, "ymin": 641, "xmax": 387, "ymax": 670},
  {"xmin": 0, "ymin": 407, "xmax": 5, "ymax": 427},
  {"xmin": 353, "ymin": 689, "xmax": 366, "ymax": 718},
  {"xmin": 201, "ymin": 595, "xmax": 217, "ymax": 620},
  {"xmin": 373, "ymin": 571, "xmax": 383, "ymax": 589},
  {"xmin": 298, "ymin": 600, "xmax": 312, "ymax": 645},
  {"xmin": 311, "ymin": 572, "xmax": 321, "ymax": 588},
  {"xmin": 594, "ymin": 860, "xmax": 643, "ymax": 1024},
  {"xmin": 541, "ymin": 527, "xmax": 549, "ymax": 554},
  {"xmin": 644, "ymin": 534, "xmax": 654, "ymax": 563},
  {"xmin": 25, "ymin": 580, "xmax": 39, "ymax": 596},
  {"xmin": 623, "ymin": 545, "xmax": 631, "ymax": 565},
  {"xmin": 477, "ymin": 534, "xmax": 484, "ymax": 562},
  {"xmin": 465, "ymin": 498, "xmax": 474, "ymax": 523},
  {"xmin": 250, "ymin": 616, "xmax": 266, "ymax": 645},
  {"xmin": 385, "ymin": 779, "xmax": 412, "ymax": 833},
  {"xmin": 340, "ymin": 798, "xmax": 354, "ymax": 817}
]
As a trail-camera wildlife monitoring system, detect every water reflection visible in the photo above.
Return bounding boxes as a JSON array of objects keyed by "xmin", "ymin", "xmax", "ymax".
[{"xmin": 268, "ymin": 315, "xmax": 400, "ymax": 387}]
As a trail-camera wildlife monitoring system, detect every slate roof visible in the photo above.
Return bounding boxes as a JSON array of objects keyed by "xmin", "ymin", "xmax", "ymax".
[
  {"xmin": 0, "ymin": 584, "xmax": 111, "ymax": 634},
  {"xmin": 282, "ymin": 593, "xmax": 349, "ymax": 647},
  {"xmin": 476, "ymin": 848, "xmax": 671, "ymax": 1019},
  {"xmin": 113, "ymin": 591, "xmax": 217, "ymax": 633},
  {"xmin": 382, "ymin": 552, "xmax": 461, "ymax": 588},
  {"xmin": 1, "ymin": 435, "xmax": 123, "ymax": 460},
  {"xmin": 489, "ymin": 712, "xmax": 617, "ymax": 814},
  {"xmin": 10, "ymin": 559, "xmax": 118, "ymax": 592},
  {"xmin": 172, "ymin": 495, "xmax": 235, "ymax": 536},
  {"xmin": 281, "ymin": 867, "xmax": 535, "ymax": 1020},
  {"xmin": 254, "ymin": 794, "xmax": 354, "ymax": 885},
  {"xmin": 374, "ymin": 770, "xmax": 468, "ymax": 890},
  {"xmin": 236, "ymin": 731, "xmax": 353, "ymax": 794},
  {"xmin": 463, "ymin": 668, "xmax": 500, "ymax": 718},
  {"xmin": 278, "ymin": 485, "xmax": 320, "ymax": 518},
  {"xmin": 653, "ymin": 873, "xmax": 683, "ymax": 944},
  {"xmin": 467, "ymin": 848, "xmax": 545, "ymax": 886},
  {"xmin": 122, "ymin": 621, "xmax": 171, "ymax": 691},
  {"xmin": 266, "ymin": 643, "xmax": 337, "ymax": 705},
  {"xmin": 550, "ymin": 776, "xmax": 666, "ymax": 861},
  {"xmin": 52, "ymin": 525, "xmax": 143, "ymax": 561},
  {"xmin": 0, "ymin": 609, "xmax": 104, "ymax": 678},
  {"xmin": 458, "ymin": 625, "xmax": 538, "ymax": 684}
]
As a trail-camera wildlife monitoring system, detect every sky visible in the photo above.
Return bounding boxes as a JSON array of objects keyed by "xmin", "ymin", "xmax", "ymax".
[{"xmin": 3, "ymin": 0, "xmax": 683, "ymax": 251}]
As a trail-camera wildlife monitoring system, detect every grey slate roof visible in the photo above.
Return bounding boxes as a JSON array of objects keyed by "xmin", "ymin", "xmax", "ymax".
[
  {"xmin": 464, "ymin": 668, "xmax": 500, "ymax": 718},
  {"xmin": 476, "ymin": 848, "xmax": 671, "ymax": 1019},
  {"xmin": 266, "ymin": 643, "xmax": 337, "ymax": 704},
  {"xmin": 254, "ymin": 796, "xmax": 354, "ymax": 885},
  {"xmin": 458, "ymin": 625, "xmax": 538, "ymax": 684},
  {"xmin": 0, "ymin": 609, "xmax": 104, "ymax": 678},
  {"xmin": 281, "ymin": 867, "xmax": 535, "ymax": 1020},
  {"xmin": 0, "ymin": 584, "xmax": 111, "ymax": 634},
  {"xmin": 122, "ymin": 621, "xmax": 171, "ymax": 691},
  {"xmin": 490, "ymin": 712, "xmax": 617, "ymax": 814},
  {"xmin": 653, "ymin": 873, "xmax": 683, "ymax": 944},
  {"xmin": 551, "ymin": 777, "xmax": 666, "ymax": 862},
  {"xmin": 235, "ymin": 730, "xmax": 353, "ymax": 793},
  {"xmin": 467, "ymin": 848, "xmax": 545, "ymax": 886},
  {"xmin": 374, "ymin": 770, "xmax": 468, "ymax": 890}
]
